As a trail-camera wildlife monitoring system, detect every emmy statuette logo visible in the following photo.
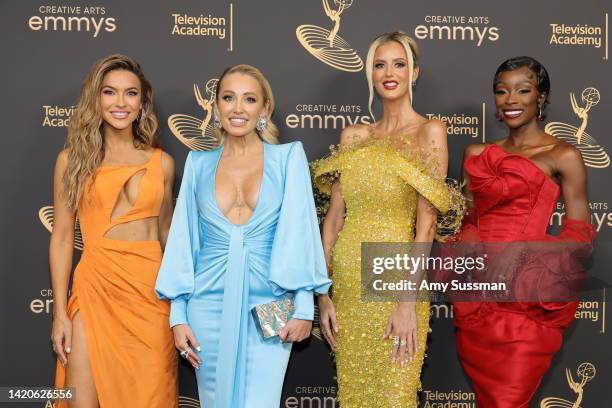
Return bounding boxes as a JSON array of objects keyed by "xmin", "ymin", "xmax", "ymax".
[
  {"xmin": 296, "ymin": 0, "xmax": 363, "ymax": 72},
  {"xmin": 540, "ymin": 362, "xmax": 596, "ymax": 407},
  {"xmin": 179, "ymin": 396, "xmax": 200, "ymax": 407},
  {"xmin": 545, "ymin": 87, "xmax": 610, "ymax": 168},
  {"xmin": 168, "ymin": 79, "xmax": 220, "ymax": 151},
  {"xmin": 39, "ymin": 206, "xmax": 83, "ymax": 250},
  {"xmin": 311, "ymin": 305, "xmax": 324, "ymax": 341}
]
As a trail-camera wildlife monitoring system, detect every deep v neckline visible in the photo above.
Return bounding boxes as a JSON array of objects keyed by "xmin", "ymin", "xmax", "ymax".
[{"xmin": 212, "ymin": 143, "xmax": 267, "ymax": 227}]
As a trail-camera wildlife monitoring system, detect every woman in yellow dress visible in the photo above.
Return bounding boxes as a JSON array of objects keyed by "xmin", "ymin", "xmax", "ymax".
[{"xmin": 314, "ymin": 31, "xmax": 451, "ymax": 407}]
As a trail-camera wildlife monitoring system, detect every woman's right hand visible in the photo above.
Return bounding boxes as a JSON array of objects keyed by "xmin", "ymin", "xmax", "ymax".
[
  {"xmin": 51, "ymin": 313, "xmax": 72, "ymax": 367},
  {"xmin": 317, "ymin": 294, "xmax": 339, "ymax": 349},
  {"xmin": 172, "ymin": 324, "xmax": 202, "ymax": 369}
]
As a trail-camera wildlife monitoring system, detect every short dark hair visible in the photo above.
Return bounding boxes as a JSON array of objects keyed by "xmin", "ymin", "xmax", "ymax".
[{"xmin": 493, "ymin": 56, "xmax": 551, "ymax": 109}]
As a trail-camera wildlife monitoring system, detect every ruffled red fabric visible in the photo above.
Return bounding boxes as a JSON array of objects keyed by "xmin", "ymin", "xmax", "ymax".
[{"xmin": 452, "ymin": 145, "xmax": 595, "ymax": 408}]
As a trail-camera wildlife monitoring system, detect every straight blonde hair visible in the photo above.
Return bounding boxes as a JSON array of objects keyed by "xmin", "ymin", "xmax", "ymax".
[
  {"xmin": 214, "ymin": 64, "xmax": 279, "ymax": 145},
  {"xmin": 365, "ymin": 31, "xmax": 419, "ymax": 121}
]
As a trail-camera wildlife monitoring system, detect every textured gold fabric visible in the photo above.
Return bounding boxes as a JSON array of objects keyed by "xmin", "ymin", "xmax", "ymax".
[{"xmin": 313, "ymin": 141, "xmax": 452, "ymax": 407}]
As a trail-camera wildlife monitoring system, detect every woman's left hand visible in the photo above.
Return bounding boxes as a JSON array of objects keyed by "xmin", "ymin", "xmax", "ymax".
[
  {"xmin": 382, "ymin": 302, "xmax": 418, "ymax": 367},
  {"xmin": 279, "ymin": 318, "xmax": 313, "ymax": 343}
]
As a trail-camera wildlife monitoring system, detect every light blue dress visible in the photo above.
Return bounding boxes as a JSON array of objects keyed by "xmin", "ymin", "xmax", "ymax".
[{"xmin": 155, "ymin": 141, "xmax": 331, "ymax": 408}]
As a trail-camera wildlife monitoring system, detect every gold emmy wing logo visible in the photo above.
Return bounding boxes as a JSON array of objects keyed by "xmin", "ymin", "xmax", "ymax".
[
  {"xmin": 310, "ymin": 305, "xmax": 324, "ymax": 341},
  {"xmin": 540, "ymin": 362, "xmax": 596, "ymax": 408},
  {"xmin": 38, "ymin": 206, "xmax": 83, "ymax": 250},
  {"xmin": 545, "ymin": 87, "xmax": 610, "ymax": 168},
  {"xmin": 178, "ymin": 396, "xmax": 200, "ymax": 407},
  {"xmin": 296, "ymin": 0, "xmax": 364, "ymax": 72},
  {"xmin": 168, "ymin": 79, "xmax": 220, "ymax": 151}
]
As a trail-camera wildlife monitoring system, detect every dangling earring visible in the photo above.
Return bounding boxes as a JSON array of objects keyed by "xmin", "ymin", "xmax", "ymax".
[
  {"xmin": 537, "ymin": 106, "xmax": 544, "ymax": 121},
  {"xmin": 256, "ymin": 114, "xmax": 268, "ymax": 132},
  {"xmin": 411, "ymin": 81, "xmax": 416, "ymax": 87},
  {"xmin": 495, "ymin": 111, "xmax": 503, "ymax": 122},
  {"xmin": 138, "ymin": 108, "xmax": 145, "ymax": 123},
  {"xmin": 213, "ymin": 111, "xmax": 222, "ymax": 129}
]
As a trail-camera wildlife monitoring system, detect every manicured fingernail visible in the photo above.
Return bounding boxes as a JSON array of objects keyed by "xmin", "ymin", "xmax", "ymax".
[
  {"xmin": 66, "ymin": 348, "xmax": 71, "ymax": 353},
  {"xmin": 196, "ymin": 346, "xmax": 201, "ymax": 352}
]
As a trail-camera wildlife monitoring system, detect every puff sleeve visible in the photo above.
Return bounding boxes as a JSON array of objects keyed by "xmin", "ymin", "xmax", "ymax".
[
  {"xmin": 155, "ymin": 152, "xmax": 201, "ymax": 327},
  {"xmin": 268, "ymin": 142, "xmax": 332, "ymax": 320}
]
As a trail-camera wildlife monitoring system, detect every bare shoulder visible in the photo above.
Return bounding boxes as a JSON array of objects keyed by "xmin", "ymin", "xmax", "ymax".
[
  {"xmin": 340, "ymin": 123, "xmax": 371, "ymax": 146},
  {"xmin": 464, "ymin": 143, "xmax": 488, "ymax": 158},
  {"xmin": 552, "ymin": 140, "xmax": 584, "ymax": 168},
  {"xmin": 160, "ymin": 150, "xmax": 175, "ymax": 169},
  {"xmin": 55, "ymin": 149, "xmax": 69, "ymax": 170},
  {"xmin": 418, "ymin": 118, "xmax": 448, "ymax": 147},
  {"xmin": 159, "ymin": 150, "xmax": 175, "ymax": 181},
  {"xmin": 421, "ymin": 118, "xmax": 447, "ymax": 137}
]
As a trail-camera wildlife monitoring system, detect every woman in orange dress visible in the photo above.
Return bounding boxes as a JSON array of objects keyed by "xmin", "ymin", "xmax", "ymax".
[{"xmin": 49, "ymin": 55, "xmax": 178, "ymax": 407}]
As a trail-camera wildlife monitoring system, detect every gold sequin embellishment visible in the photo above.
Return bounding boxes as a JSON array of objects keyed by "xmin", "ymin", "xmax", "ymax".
[{"xmin": 312, "ymin": 139, "xmax": 463, "ymax": 407}]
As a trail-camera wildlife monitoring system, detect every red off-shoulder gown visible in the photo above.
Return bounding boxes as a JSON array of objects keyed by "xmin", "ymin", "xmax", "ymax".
[{"xmin": 453, "ymin": 144, "xmax": 594, "ymax": 408}]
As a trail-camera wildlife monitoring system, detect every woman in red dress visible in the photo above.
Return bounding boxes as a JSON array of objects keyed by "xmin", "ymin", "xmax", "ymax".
[{"xmin": 454, "ymin": 56, "xmax": 595, "ymax": 407}]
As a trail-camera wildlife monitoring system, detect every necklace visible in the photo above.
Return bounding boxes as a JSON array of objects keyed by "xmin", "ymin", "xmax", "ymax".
[{"xmin": 234, "ymin": 183, "xmax": 246, "ymax": 221}]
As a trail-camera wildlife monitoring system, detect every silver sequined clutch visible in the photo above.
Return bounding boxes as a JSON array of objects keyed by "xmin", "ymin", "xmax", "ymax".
[{"xmin": 251, "ymin": 296, "xmax": 295, "ymax": 339}]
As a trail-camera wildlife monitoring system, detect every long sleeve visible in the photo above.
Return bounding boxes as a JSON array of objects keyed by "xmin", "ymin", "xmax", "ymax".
[
  {"xmin": 155, "ymin": 152, "xmax": 201, "ymax": 327},
  {"xmin": 268, "ymin": 142, "xmax": 332, "ymax": 320}
]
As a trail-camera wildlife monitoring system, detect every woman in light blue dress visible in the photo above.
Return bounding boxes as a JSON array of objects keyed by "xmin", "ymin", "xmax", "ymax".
[{"xmin": 155, "ymin": 64, "xmax": 331, "ymax": 408}]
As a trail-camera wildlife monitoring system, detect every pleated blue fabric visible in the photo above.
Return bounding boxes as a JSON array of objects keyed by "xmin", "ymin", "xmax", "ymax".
[{"xmin": 155, "ymin": 141, "xmax": 331, "ymax": 407}]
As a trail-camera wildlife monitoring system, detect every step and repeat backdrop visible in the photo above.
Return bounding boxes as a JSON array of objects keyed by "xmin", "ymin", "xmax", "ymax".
[{"xmin": 1, "ymin": 0, "xmax": 610, "ymax": 406}]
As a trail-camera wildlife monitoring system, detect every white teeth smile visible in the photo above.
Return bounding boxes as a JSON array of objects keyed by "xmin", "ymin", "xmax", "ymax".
[
  {"xmin": 111, "ymin": 111, "xmax": 129, "ymax": 119},
  {"xmin": 504, "ymin": 110, "xmax": 523, "ymax": 118},
  {"xmin": 229, "ymin": 118, "xmax": 247, "ymax": 126},
  {"xmin": 383, "ymin": 81, "xmax": 399, "ymax": 89}
]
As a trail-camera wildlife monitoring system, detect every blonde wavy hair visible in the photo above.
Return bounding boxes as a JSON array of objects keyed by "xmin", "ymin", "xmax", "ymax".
[
  {"xmin": 365, "ymin": 31, "xmax": 420, "ymax": 120},
  {"xmin": 214, "ymin": 64, "xmax": 279, "ymax": 145},
  {"xmin": 63, "ymin": 54, "xmax": 159, "ymax": 209}
]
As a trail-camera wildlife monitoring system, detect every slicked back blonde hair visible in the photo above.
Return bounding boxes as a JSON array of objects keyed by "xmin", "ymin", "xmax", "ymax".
[
  {"xmin": 214, "ymin": 64, "xmax": 279, "ymax": 145},
  {"xmin": 63, "ymin": 54, "xmax": 159, "ymax": 209},
  {"xmin": 365, "ymin": 31, "xmax": 419, "ymax": 120}
]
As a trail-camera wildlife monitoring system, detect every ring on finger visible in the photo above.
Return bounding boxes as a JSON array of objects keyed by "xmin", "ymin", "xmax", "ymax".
[
  {"xmin": 180, "ymin": 350, "xmax": 190, "ymax": 359},
  {"xmin": 392, "ymin": 336, "xmax": 400, "ymax": 346}
]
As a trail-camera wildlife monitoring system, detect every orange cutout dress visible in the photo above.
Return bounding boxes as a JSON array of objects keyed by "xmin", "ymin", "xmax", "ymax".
[{"xmin": 54, "ymin": 148, "xmax": 178, "ymax": 407}]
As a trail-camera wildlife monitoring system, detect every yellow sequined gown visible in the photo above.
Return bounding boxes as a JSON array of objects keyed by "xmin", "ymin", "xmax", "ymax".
[{"xmin": 313, "ymin": 141, "xmax": 451, "ymax": 407}]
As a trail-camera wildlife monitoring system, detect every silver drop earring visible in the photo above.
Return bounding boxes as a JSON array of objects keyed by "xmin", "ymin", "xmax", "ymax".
[
  {"xmin": 213, "ymin": 112, "xmax": 222, "ymax": 129},
  {"xmin": 256, "ymin": 115, "xmax": 267, "ymax": 132}
]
